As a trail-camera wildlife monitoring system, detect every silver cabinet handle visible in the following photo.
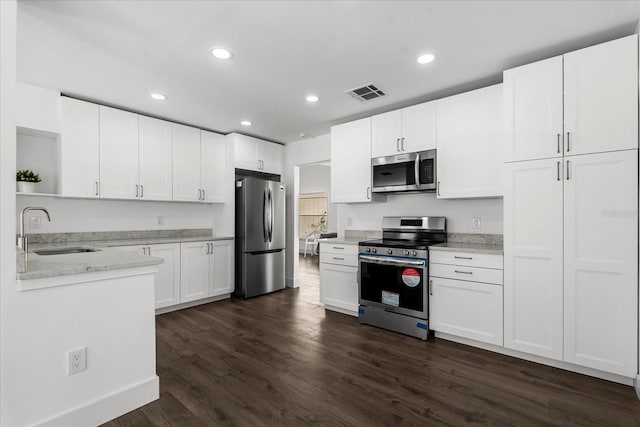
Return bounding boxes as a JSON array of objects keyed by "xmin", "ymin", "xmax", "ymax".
[
  {"xmin": 437, "ymin": 181, "xmax": 440, "ymax": 196},
  {"xmin": 135, "ymin": 184, "xmax": 139, "ymax": 198},
  {"xmin": 557, "ymin": 133, "xmax": 561, "ymax": 154},
  {"xmin": 566, "ymin": 132, "xmax": 571, "ymax": 152},
  {"xmin": 209, "ymin": 243, "xmax": 213, "ymax": 254},
  {"xmin": 140, "ymin": 185, "xmax": 144, "ymax": 198},
  {"xmin": 95, "ymin": 182, "xmax": 99, "ymax": 196},
  {"xmin": 455, "ymin": 270, "xmax": 473, "ymax": 274},
  {"xmin": 454, "ymin": 256, "xmax": 472, "ymax": 260},
  {"xmin": 566, "ymin": 160, "xmax": 570, "ymax": 180},
  {"xmin": 332, "ymin": 246, "xmax": 345, "ymax": 250},
  {"xmin": 414, "ymin": 152, "xmax": 421, "ymax": 189},
  {"xmin": 401, "ymin": 137, "xmax": 405, "ymax": 151},
  {"xmin": 557, "ymin": 161, "xmax": 561, "ymax": 181},
  {"xmin": 142, "ymin": 247, "xmax": 146, "ymax": 255},
  {"xmin": 147, "ymin": 246, "xmax": 151, "ymax": 256},
  {"xmin": 202, "ymin": 188, "xmax": 205, "ymax": 201},
  {"xmin": 429, "ymin": 279, "xmax": 433, "ymax": 296},
  {"xmin": 367, "ymin": 186, "xmax": 371, "ymax": 200},
  {"xmin": 333, "ymin": 257, "xmax": 345, "ymax": 261},
  {"xmin": 396, "ymin": 138, "xmax": 400, "ymax": 152}
]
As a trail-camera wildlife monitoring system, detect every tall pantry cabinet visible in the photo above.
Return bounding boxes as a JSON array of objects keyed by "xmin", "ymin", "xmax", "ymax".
[{"xmin": 503, "ymin": 35, "xmax": 638, "ymax": 377}]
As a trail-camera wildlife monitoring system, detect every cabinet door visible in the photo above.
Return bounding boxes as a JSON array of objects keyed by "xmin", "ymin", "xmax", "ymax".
[
  {"xmin": 260, "ymin": 141, "xmax": 284, "ymax": 175},
  {"xmin": 503, "ymin": 56, "xmax": 563, "ymax": 162},
  {"xmin": 564, "ymin": 35, "xmax": 638, "ymax": 155},
  {"xmin": 503, "ymin": 158, "xmax": 563, "ymax": 360},
  {"xmin": 436, "ymin": 84, "xmax": 503, "ymax": 198},
  {"xmin": 180, "ymin": 242, "xmax": 211, "ymax": 303},
  {"xmin": 319, "ymin": 263, "xmax": 358, "ymax": 314},
  {"xmin": 234, "ymin": 133, "xmax": 259, "ymax": 171},
  {"xmin": 99, "ymin": 106, "xmax": 139, "ymax": 199},
  {"xmin": 563, "ymin": 151, "xmax": 637, "ymax": 376},
  {"xmin": 331, "ymin": 118, "xmax": 376, "ymax": 203},
  {"xmin": 139, "ymin": 116, "xmax": 173, "ymax": 201},
  {"xmin": 200, "ymin": 130, "xmax": 226, "ymax": 203},
  {"xmin": 401, "ymin": 101, "xmax": 436, "ymax": 152},
  {"xmin": 148, "ymin": 243, "xmax": 181, "ymax": 309},
  {"xmin": 371, "ymin": 110, "xmax": 402, "ymax": 158},
  {"xmin": 430, "ymin": 277, "xmax": 503, "ymax": 346},
  {"xmin": 172, "ymin": 124, "xmax": 201, "ymax": 202},
  {"xmin": 60, "ymin": 98, "xmax": 100, "ymax": 198},
  {"xmin": 211, "ymin": 240, "xmax": 234, "ymax": 297}
]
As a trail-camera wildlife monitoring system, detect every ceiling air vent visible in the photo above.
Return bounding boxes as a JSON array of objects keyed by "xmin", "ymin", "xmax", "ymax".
[{"xmin": 344, "ymin": 83, "xmax": 386, "ymax": 102}]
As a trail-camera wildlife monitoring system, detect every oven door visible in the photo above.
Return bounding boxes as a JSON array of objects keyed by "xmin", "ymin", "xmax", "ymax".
[{"xmin": 358, "ymin": 254, "xmax": 428, "ymax": 319}]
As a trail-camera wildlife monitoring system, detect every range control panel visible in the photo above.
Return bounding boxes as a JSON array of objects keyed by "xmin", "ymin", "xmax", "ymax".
[{"xmin": 358, "ymin": 246, "xmax": 428, "ymax": 260}]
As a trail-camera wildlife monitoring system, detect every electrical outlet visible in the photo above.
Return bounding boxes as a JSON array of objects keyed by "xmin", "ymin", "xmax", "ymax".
[
  {"xmin": 472, "ymin": 217, "xmax": 482, "ymax": 230},
  {"xmin": 156, "ymin": 216, "xmax": 164, "ymax": 226},
  {"xmin": 67, "ymin": 347, "xmax": 87, "ymax": 375},
  {"xmin": 29, "ymin": 216, "xmax": 41, "ymax": 229}
]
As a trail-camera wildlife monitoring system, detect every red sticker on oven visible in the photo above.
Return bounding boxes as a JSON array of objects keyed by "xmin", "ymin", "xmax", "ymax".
[{"xmin": 402, "ymin": 268, "xmax": 420, "ymax": 287}]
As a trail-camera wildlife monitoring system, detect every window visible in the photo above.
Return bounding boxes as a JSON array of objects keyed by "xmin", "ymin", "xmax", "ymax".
[{"xmin": 299, "ymin": 192, "xmax": 327, "ymax": 238}]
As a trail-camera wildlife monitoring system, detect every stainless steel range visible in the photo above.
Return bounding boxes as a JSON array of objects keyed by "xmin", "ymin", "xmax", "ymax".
[{"xmin": 358, "ymin": 216, "xmax": 446, "ymax": 340}]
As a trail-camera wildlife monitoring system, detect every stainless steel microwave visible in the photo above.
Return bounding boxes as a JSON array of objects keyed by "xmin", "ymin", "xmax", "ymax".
[{"xmin": 371, "ymin": 149, "xmax": 436, "ymax": 193}]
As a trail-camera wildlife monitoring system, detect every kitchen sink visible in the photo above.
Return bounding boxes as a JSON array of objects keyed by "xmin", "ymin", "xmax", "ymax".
[{"xmin": 33, "ymin": 247, "xmax": 101, "ymax": 256}]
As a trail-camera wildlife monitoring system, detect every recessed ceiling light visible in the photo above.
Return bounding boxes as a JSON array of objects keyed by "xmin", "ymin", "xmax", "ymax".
[
  {"xmin": 241, "ymin": 120, "xmax": 252, "ymax": 126},
  {"xmin": 211, "ymin": 47, "xmax": 232, "ymax": 60},
  {"xmin": 305, "ymin": 95, "xmax": 319, "ymax": 103},
  {"xmin": 417, "ymin": 54, "xmax": 435, "ymax": 64},
  {"xmin": 150, "ymin": 93, "xmax": 167, "ymax": 100}
]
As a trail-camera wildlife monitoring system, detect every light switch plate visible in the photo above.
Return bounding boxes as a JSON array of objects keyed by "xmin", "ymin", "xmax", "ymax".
[
  {"xmin": 472, "ymin": 217, "xmax": 481, "ymax": 229},
  {"xmin": 29, "ymin": 216, "xmax": 41, "ymax": 229}
]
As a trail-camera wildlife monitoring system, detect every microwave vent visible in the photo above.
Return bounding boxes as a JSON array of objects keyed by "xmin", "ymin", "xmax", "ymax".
[{"xmin": 344, "ymin": 83, "xmax": 386, "ymax": 102}]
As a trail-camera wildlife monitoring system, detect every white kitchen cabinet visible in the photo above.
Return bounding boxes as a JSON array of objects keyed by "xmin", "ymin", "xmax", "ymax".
[
  {"xmin": 436, "ymin": 84, "xmax": 503, "ymax": 198},
  {"xmin": 180, "ymin": 241, "xmax": 211, "ymax": 303},
  {"xmin": 138, "ymin": 116, "xmax": 173, "ymax": 201},
  {"xmin": 172, "ymin": 124, "xmax": 201, "ymax": 202},
  {"xmin": 99, "ymin": 106, "xmax": 139, "ymax": 199},
  {"xmin": 504, "ymin": 151, "xmax": 638, "ymax": 376},
  {"xmin": 563, "ymin": 35, "xmax": 638, "ymax": 156},
  {"xmin": 503, "ymin": 158, "xmax": 564, "ymax": 360},
  {"xmin": 330, "ymin": 118, "xmax": 384, "ymax": 203},
  {"xmin": 114, "ymin": 243, "xmax": 181, "ymax": 309},
  {"xmin": 563, "ymin": 151, "xmax": 637, "ymax": 376},
  {"xmin": 200, "ymin": 130, "xmax": 226, "ymax": 203},
  {"xmin": 16, "ymin": 82, "xmax": 60, "ymax": 135},
  {"xmin": 504, "ymin": 35, "xmax": 637, "ymax": 162},
  {"xmin": 232, "ymin": 133, "xmax": 283, "ymax": 175},
  {"xmin": 371, "ymin": 101, "xmax": 436, "ymax": 157},
  {"xmin": 319, "ymin": 242, "xmax": 358, "ymax": 316},
  {"xmin": 59, "ymin": 97, "xmax": 100, "ymax": 198},
  {"xmin": 211, "ymin": 240, "xmax": 234, "ymax": 297}
]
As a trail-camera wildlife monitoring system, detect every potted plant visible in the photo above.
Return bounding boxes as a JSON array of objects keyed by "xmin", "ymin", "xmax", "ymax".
[{"xmin": 16, "ymin": 169, "xmax": 41, "ymax": 193}]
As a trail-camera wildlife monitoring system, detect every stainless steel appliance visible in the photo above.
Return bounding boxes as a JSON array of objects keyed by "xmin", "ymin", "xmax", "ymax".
[
  {"xmin": 371, "ymin": 149, "xmax": 436, "ymax": 193},
  {"xmin": 358, "ymin": 216, "xmax": 446, "ymax": 340},
  {"xmin": 235, "ymin": 177, "xmax": 286, "ymax": 298}
]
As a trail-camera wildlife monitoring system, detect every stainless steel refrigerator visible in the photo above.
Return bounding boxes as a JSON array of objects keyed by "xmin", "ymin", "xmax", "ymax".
[{"xmin": 235, "ymin": 177, "xmax": 286, "ymax": 298}]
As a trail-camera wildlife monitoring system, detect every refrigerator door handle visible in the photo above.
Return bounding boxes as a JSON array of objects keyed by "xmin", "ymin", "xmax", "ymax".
[
  {"xmin": 269, "ymin": 188, "xmax": 274, "ymax": 242},
  {"xmin": 263, "ymin": 188, "xmax": 269, "ymax": 243}
]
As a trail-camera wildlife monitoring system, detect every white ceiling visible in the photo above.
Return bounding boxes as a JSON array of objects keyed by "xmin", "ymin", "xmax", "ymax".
[{"xmin": 17, "ymin": 0, "xmax": 640, "ymax": 143}]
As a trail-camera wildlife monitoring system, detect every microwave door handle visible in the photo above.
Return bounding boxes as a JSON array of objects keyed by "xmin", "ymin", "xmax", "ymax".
[{"xmin": 414, "ymin": 153, "xmax": 421, "ymax": 188}]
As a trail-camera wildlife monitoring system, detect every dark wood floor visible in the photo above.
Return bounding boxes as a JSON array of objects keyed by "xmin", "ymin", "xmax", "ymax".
[{"xmin": 104, "ymin": 254, "xmax": 640, "ymax": 426}]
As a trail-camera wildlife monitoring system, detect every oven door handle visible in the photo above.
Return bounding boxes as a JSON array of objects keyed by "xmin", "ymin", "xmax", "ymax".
[{"xmin": 359, "ymin": 255, "xmax": 425, "ymax": 267}]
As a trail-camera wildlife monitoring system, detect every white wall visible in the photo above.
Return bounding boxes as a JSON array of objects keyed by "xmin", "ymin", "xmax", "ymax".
[
  {"xmin": 0, "ymin": 0, "xmax": 18, "ymax": 422},
  {"xmin": 338, "ymin": 193, "xmax": 503, "ymax": 235}
]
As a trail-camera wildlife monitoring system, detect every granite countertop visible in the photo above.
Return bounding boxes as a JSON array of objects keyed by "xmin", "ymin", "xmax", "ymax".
[
  {"xmin": 429, "ymin": 242, "xmax": 503, "ymax": 255},
  {"xmin": 17, "ymin": 245, "xmax": 163, "ymax": 281},
  {"xmin": 94, "ymin": 234, "xmax": 233, "ymax": 247},
  {"xmin": 318, "ymin": 237, "xmax": 362, "ymax": 245}
]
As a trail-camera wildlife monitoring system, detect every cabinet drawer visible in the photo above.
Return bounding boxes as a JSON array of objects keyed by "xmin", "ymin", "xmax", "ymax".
[
  {"xmin": 320, "ymin": 242, "xmax": 358, "ymax": 256},
  {"xmin": 430, "ymin": 263, "xmax": 503, "ymax": 285},
  {"xmin": 429, "ymin": 250, "xmax": 503, "ymax": 269},
  {"xmin": 320, "ymin": 252, "xmax": 358, "ymax": 267}
]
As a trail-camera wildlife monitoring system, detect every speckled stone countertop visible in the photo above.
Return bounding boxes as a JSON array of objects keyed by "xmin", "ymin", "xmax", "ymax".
[
  {"xmin": 17, "ymin": 229, "xmax": 234, "ymax": 281},
  {"xmin": 429, "ymin": 242, "xmax": 503, "ymax": 255}
]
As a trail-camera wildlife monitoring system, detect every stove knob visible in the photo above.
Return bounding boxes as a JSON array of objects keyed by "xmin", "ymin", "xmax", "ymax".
[
  {"xmin": 404, "ymin": 250, "xmax": 410, "ymax": 256},
  {"xmin": 413, "ymin": 251, "xmax": 418, "ymax": 256},
  {"xmin": 387, "ymin": 249, "xmax": 393, "ymax": 255},
  {"xmin": 372, "ymin": 248, "xmax": 377, "ymax": 254},
  {"xmin": 366, "ymin": 247, "xmax": 371, "ymax": 253}
]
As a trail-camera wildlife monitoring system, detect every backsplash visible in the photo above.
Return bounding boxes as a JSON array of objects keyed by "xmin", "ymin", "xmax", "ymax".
[
  {"xmin": 447, "ymin": 233, "xmax": 503, "ymax": 245},
  {"xmin": 24, "ymin": 228, "xmax": 213, "ymax": 244}
]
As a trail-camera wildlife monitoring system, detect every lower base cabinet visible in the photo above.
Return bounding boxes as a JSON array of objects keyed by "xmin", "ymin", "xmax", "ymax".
[{"xmin": 319, "ymin": 242, "xmax": 358, "ymax": 315}]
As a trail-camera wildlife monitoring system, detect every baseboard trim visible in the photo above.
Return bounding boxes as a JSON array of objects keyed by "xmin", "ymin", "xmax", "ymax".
[
  {"xmin": 35, "ymin": 375, "xmax": 159, "ymax": 427},
  {"xmin": 435, "ymin": 332, "xmax": 634, "ymax": 386},
  {"xmin": 286, "ymin": 277, "xmax": 299, "ymax": 288},
  {"xmin": 635, "ymin": 375, "xmax": 640, "ymax": 400},
  {"xmin": 155, "ymin": 294, "xmax": 231, "ymax": 315},
  {"xmin": 324, "ymin": 304, "xmax": 358, "ymax": 317}
]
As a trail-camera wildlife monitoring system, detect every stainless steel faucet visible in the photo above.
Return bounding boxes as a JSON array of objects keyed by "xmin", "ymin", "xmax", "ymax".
[{"xmin": 18, "ymin": 207, "xmax": 51, "ymax": 263}]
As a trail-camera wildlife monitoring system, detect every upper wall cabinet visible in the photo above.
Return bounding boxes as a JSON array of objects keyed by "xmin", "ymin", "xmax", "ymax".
[
  {"xmin": 99, "ymin": 106, "xmax": 140, "ymax": 200},
  {"xmin": 331, "ymin": 117, "xmax": 385, "ymax": 203},
  {"xmin": 371, "ymin": 101, "xmax": 436, "ymax": 158},
  {"xmin": 436, "ymin": 84, "xmax": 503, "ymax": 199},
  {"xmin": 17, "ymin": 82, "xmax": 60, "ymax": 135},
  {"xmin": 138, "ymin": 116, "xmax": 173, "ymax": 201},
  {"xmin": 60, "ymin": 97, "xmax": 100, "ymax": 198},
  {"xmin": 201, "ymin": 130, "xmax": 226, "ymax": 203},
  {"xmin": 232, "ymin": 133, "xmax": 283, "ymax": 175},
  {"xmin": 504, "ymin": 35, "xmax": 638, "ymax": 162}
]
